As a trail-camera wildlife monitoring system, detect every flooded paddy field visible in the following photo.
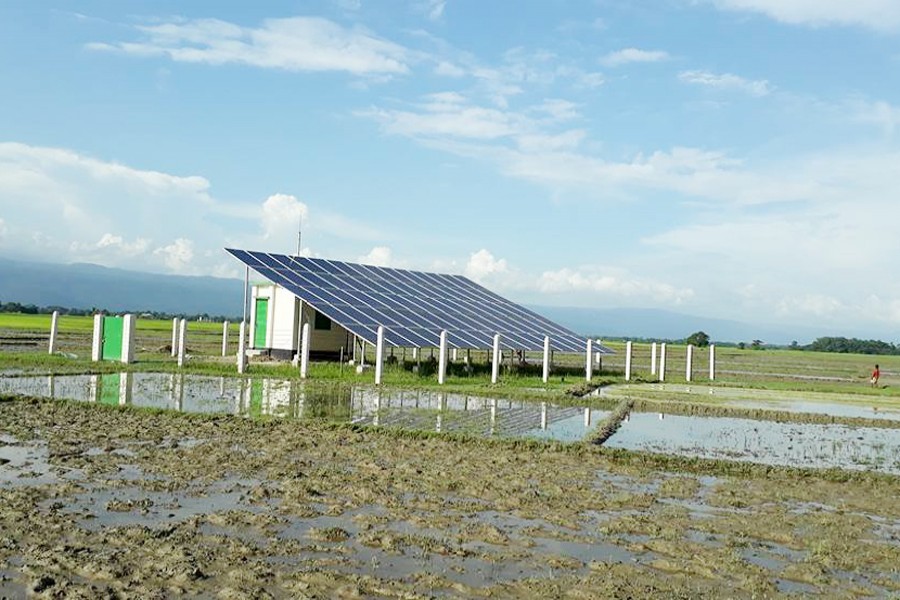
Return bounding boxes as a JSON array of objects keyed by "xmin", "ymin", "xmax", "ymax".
[{"xmin": 2, "ymin": 395, "xmax": 900, "ymax": 598}]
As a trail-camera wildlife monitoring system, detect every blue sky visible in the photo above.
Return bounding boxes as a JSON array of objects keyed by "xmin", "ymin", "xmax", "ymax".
[{"xmin": 1, "ymin": 1, "xmax": 899, "ymax": 338}]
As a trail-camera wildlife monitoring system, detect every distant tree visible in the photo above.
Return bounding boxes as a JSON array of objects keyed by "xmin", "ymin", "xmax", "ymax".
[
  {"xmin": 737, "ymin": 342, "xmax": 746, "ymax": 350},
  {"xmin": 790, "ymin": 340, "xmax": 799, "ymax": 350},
  {"xmin": 751, "ymin": 339, "xmax": 764, "ymax": 350},
  {"xmin": 685, "ymin": 331, "xmax": 710, "ymax": 347}
]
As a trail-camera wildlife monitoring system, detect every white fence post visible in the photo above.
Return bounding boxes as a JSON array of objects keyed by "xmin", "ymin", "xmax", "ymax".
[{"xmin": 48, "ymin": 311, "xmax": 59, "ymax": 354}]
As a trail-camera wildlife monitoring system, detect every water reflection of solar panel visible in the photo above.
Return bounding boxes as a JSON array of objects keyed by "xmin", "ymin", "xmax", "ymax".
[{"xmin": 227, "ymin": 248, "xmax": 613, "ymax": 353}]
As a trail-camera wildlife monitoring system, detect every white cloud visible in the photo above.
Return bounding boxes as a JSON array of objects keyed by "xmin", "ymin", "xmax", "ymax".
[
  {"xmin": 358, "ymin": 246, "xmax": 393, "ymax": 267},
  {"xmin": 261, "ymin": 193, "xmax": 309, "ymax": 245},
  {"xmin": 416, "ymin": 0, "xmax": 446, "ymax": 21},
  {"xmin": 88, "ymin": 16, "xmax": 410, "ymax": 76},
  {"xmin": 0, "ymin": 142, "xmax": 387, "ymax": 275},
  {"xmin": 678, "ymin": 70, "xmax": 773, "ymax": 97},
  {"xmin": 853, "ymin": 99, "xmax": 900, "ymax": 135},
  {"xmin": 600, "ymin": 48, "xmax": 670, "ymax": 67},
  {"xmin": 464, "ymin": 249, "xmax": 508, "ymax": 283},
  {"xmin": 537, "ymin": 267, "xmax": 694, "ymax": 304},
  {"xmin": 153, "ymin": 238, "xmax": 195, "ymax": 273},
  {"xmin": 776, "ymin": 294, "xmax": 844, "ymax": 318},
  {"xmin": 710, "ymin": 0, "xmax": 900, "ymax": 32}
]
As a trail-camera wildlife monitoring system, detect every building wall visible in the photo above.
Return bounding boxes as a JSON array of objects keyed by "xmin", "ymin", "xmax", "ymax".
[{"xmin": 251, "ymin": 284, "xmax": 350, "ymax": 355}]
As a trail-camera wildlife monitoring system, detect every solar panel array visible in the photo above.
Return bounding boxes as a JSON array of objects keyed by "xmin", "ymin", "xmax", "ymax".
[{"xmin": 227, "ymin": 248, "xmax": 613, "ymax": 354}]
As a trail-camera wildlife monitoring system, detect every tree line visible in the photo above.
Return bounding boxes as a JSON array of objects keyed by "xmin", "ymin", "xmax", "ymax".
[{"xmin": 0, "ymin": 301, "xmax": 237, "ymax": 323}]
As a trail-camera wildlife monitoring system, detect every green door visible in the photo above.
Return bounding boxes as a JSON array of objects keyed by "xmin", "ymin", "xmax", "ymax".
[
  {"xmin": 99, "ymin": 373, "xmax": 121, "ymax": 405},
  {"xmin": 102, "ymin": 316, "xmax": 124, "ymax": 361},
  {"xmin": 254, "ymin": 299, "xmax": 269, "ymax": 348}
]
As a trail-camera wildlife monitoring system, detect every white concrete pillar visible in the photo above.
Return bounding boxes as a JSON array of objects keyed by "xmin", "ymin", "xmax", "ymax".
[
  {"xmin": 437, "ymin": 330, "xmax": 448, "ymax": 385},
  {"xmin": 542, "ymin": 336, "xmax": 551, "ymax": 383},
  {"xmin": 91, "ymin": 314, "xmax": 103, "ymax": 362},
  {"xmin": 48, "ymin": 311, "xmax": 59, "ymax": 354},
  {"xmin": 625, "ymin": 340, "xmax": 633, "ymax": 382},
  {"xmin": 237, "ymin": 321, "xmax": 247, "ymax": 374},
  {"xmin": 491, "ymin": 334, "xmax": 501, "ymax": 384},
  {"xmin": 177, "ymin": 318, "xmax": 187, "ymax": 367},
  {"xmin": 659, "ymin": 342, "xmax": 667, "ymax": 382},
  {"xmin": 119, "ymin": 372, "xmax": 133, "ymax": 406},
  {"xmin": 121, "ymin": 314, "xmax": 135, "ymax": 364},
  {"xmin": 709, "ymin": 344, "xmax": 716, "ymax": 381},
  {"xmin": 686, "ymin": 344, "xmax": 693, "ymax": 382},
  {"xmin": 300, "ymin": 322, "xmax": 311, "ymax": 379},
  {"xmin": 489, "ymin": 398, "xmax": 497, "ymax": 435},
  {"xmin": 412, "ymin": 347, "xmax": 418, "ymax": 360},
  {"xmin": 221, "ymin": 321, "xmax": 229, "ymax": 357},
  {"xmin": 585, "ymin": 339, "xmax": 593, "ymax": 382},
  {"xmin": 584, "ymin": 407, "xmax": 591, "ymax": 427},
  {"xmin": 451, "ymin": 348, "xmax": 458, "ymax": 362},
  {"xmin": 375, "ymin": 326, "xmax": 385, "ymax": 385},
  {"xmin": 171, "ymin": 317, "xmax": 178, "ymax": 357},
  {"xmin": 651, "ymin": 342, "xmax": 657, "ymax": 376},
  {"xmin": 540, "ymin": 402, "xmax": 548, "ymax": 430}
]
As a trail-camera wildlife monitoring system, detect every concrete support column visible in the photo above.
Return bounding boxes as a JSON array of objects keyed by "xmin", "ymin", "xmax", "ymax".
[
  {"xmin": 584, "ymin": 407, "xmax": 591, "ymax": 427},
  {"xmin": 491, "ymin": 334, "xmax": 501, "ymax": 384},
  {"xmin": 300, "ymin": 322, "xmax": 311, "ymax": 379},
  {"xmin": 177, "ymin": 319, "xmax": 187, "ymax": 367},
  {"xmin": 659, "ymin": 343, "xmax": 667, "ymax": 382},
  {"xmin": 221, "ymin": 321, "xmax": 229, "ymax": 357},
  {"xmin": 625, "ymin": 340, "xmax": 633, "ymax": 381},
  {"xmin": 542, "ymin": 336, "xmax": 551, "ymax": 384},
  {"xmin": 437, "ymin": 330, "xmax": 448, "ymax": 385},
  {"xmin": 171, "ymin": 317, "xmax": 178, "ymax": 357},
  {"xmin": 121, "ymin": 314, "xmax": 135, "ymax": 364},
  {"xmin": 651, "ymin": 342, "xmax": 657, "ymax": 376},
  {"xmin": 540, "ymin": 402, "xmax": 548, "ymax": 430},
  {"xmin": 709, "ymin": 344, "xmax": 716, "ymax": 381},
  {"xmin": 91, "ymin": 314, "xmax": 103, "ymax": 362},
  {"xmin": 585, "ymin": 339, "xmax": 593, "ymax": 382},
  {"xmin": 119, "ymin": 372, "xmax": 133, "ymax": 406},
  {"xmin": 237, "ymin": 321, "xmax": 247, "ymax": 374},
  {"xmin": 451, "ymin": 348, "xmax": 458, "ymax": 362},
  {"xmin": 375, "ymin": 326, "xmax": 385, "ymax": 385},
  {"xmin": 686, "ymin": 344, "xmax": 693, "ymax": 382},
  {"xmin": 48, "ymin": 311, "xmax": 59, "ymax": 355},
  {"xmin": 412, "ymin": 347, "xmax": 418, "ymax": 360}
]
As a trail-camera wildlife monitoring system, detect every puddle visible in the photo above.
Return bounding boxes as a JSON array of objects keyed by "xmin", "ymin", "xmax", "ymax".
[
  {"xmin": 605, "ymin": 412, "xmax": 900, "ymax": 475},
  {"xmin": 0, "ymin": 374, "xmax": 608, "ymax": 442},
  {"xmin": 607, "ymin": 384, "xmax": 900, "ymax": 422},
  {"xmin": 0, "ymin": 435, "xmax": 83, "ymax": 487}
]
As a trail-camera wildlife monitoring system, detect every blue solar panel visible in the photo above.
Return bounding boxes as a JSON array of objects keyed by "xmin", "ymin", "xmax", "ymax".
[{"xmin": 226, "ymin": 248, "xmax": 614, "ymax": 354}]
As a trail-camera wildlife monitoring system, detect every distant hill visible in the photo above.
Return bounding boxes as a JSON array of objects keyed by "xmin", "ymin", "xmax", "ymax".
[
  {"xmin": 0, "ymin": 257, "xmax": 243, "ymax": 317},
  {"xmin": 528, "ymin": 305, "xmax": 823, "ymax": 346},
  {"xmin": 0, "ymin": 257, "xmax": 828, "ymax": 344}
]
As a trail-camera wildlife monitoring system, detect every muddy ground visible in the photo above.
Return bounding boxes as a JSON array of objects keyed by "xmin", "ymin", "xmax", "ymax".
[{"xmin": 1, "ymin": 395, "xmax": 899, "ymax": 599}]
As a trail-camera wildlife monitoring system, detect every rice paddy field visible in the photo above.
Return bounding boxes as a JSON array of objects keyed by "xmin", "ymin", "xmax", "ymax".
[{"xmin": 1, "ymin": 313, "xmax": 899, "ymax": 598}]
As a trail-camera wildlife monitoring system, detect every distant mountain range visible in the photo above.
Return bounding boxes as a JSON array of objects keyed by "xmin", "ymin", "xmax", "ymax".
[
  {"xmin": 0, "ymin": 257, "xmax": 242, "ymax": 317},
  {"xmin": 0, "ymin": 257, "xmax": 822, "ymax": 344}
]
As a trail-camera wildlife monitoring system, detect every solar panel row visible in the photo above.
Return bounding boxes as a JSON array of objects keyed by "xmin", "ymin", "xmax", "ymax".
[{"xmin": 226, "ymin": 248, "xmax": 613, "ymax": 355}]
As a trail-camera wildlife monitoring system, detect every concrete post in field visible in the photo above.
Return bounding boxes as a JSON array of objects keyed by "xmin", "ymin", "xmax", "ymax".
[
  {"xmin": 625, "ymin": 341, "xmax": 633, "ymax": 381},
  {"xmin": 237, "ymin": 321, "xmax": 247, "ymax": 374},
  {"xmin": 48, "ymin": 311, "xmax": 59, "ymax": 354},
  {"xmin": 438, "ymin": 330, "xmax": 448, "ymax": 385},
  {"xmin": 542, "ymin": 336, "xmax": 551, "ymax": 383},
  {"xmin": 491, "ymin": 334, "xmax": 501, "ymax": 384},
  {"xmin": 91, "ymin": 314, "xmax": 103, "ymax": 362},
  {"xmin": 119, "ymin": 372, "xmax": 133, "ymax": 406},
  {"xmin": 451, "ymin": 348, "xmax": 458, "ymax": 362},
  {"xmin": 709, "ymin": 344, "xmax": 716, "ymax": 381},
  {"xmin": 121, "ymin": 314, "xmax": 135, "ymax": 364},
  {"xmin": 659, "ymin": 343, "xmax": 667, "ymax": 382},
  {"xmin": 540, "ymin": 402, "xmax": 548, "ymax": 430},
  {"xmin": 412, "ymin": 347, "xmax": 418, "ymax": 361},
  {"xmin": 177, "ymin": 319, "xmax": 187, "ymax": 367},
  {"xmin": 300, "ymin": 322, "xmax": 311, "ymax": 379},
  {"xmin": 171, "ymin": 317, "xmax": 178, "ymax": 357},
  {"xmin": 375, "ymin": 326, "xmax": 385, "ymax": 385},
  {"xmin": 686, "ymin": 344, "xmax": 693, "ymax": 382},
  {"xmin": 651, "ymin": 342, "xmax": 657, "ymax": 376},
  {"xmin": 585, "ymin": 339, "xmax": 593, "ymax": 382},
  {"xmin": 221, "ymin": 321, "xmax": 229, "ymax": 357},
  {"xmin": 584, "ymin": 407, "xmax": 591, "ymax": 427}
]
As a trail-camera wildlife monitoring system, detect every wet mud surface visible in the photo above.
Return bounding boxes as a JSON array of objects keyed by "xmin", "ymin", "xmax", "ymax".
[{"xmin": 2, "ymin": 396, "xmax": 900, "ymax": 598}]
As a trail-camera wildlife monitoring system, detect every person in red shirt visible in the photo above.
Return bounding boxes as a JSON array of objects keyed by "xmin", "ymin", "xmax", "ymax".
[{"xmin": 870, "ymin": 364, "xmax": 880, "ymax": 387}]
